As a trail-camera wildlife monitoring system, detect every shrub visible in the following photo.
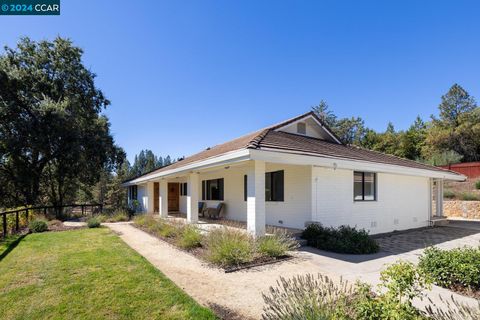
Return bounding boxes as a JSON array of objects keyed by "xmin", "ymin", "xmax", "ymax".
[
  {"xmin": 177, "ymin": 225, "xmax": 203, "ymax": 249},
  {"xmin": 476, "ymin": 180, "xmax": 480, "ymax": 190},
  {"xmin": 302, "ymin": 223, "xmax": 379, "ymax": 254},
  {"xmin": 262, "ymin": 262, "xmax": 430, "ymax": 320},
  {"xmin": 87, "ymin": 217, "xmax": 101, "ymax": 228},
  {"xmin": 133, "ymin": 215, "xmax": 180, "ymax": 238},
  {"xmin": 354, "ymin": 261, "xmax": 431, "ymax": 320},
  {"xmin": 262, "ymin": 274, "xmax": 353, "ymax": 320},
  {"xmin": 257, "ymin": 231, "xmax": 299, "ymax": 258},
  {"xmin": 98, "ymin": 210, "xmax": 130, "ymax": 223},
  {"xmin": 443, "ymin": 189, "xmax": 456, "ymax": 199},
  {"xmin": 203, "ymin": 227, "xmax": 255, "ymax": 267},
  {"xmin": 157, "ymin": 221, "xmax": 178, "ymax": 238},
  {"xmin": 461, "ymin": 192, "xmax": 479, "ymax": 201},
  {"xmin": 29, "ymin": 219, "xmax": 48, "ymax": 233},
  {"xmin": 133, "ymin": 214, "xmax": 158, "ymax": 231},
  {"xmin": 418, "ymin": 246, "xmax": 480, "ymax": 290}
]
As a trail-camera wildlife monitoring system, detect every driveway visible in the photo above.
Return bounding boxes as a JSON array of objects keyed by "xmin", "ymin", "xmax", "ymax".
[{"xmin": 106, "ymin": 223, "xmax": 480, "ymax": 319}]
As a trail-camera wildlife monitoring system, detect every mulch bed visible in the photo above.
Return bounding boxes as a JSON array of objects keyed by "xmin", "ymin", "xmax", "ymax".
[
  {"xmin": 47, "ymin": 220, "xmax": 84, "ymax": 232},
  {"xmin": 132, "ymin": 224, "xmax": 294, "ymax": 273},
  {"xmin": 447, "ymin": 284, "xmax": 480, "ymax": 300}
]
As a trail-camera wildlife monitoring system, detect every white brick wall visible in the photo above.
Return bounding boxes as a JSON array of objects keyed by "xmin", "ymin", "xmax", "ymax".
[{"xmin": 312, "ymin": 167, "xmax": 430, "ymax": 234}]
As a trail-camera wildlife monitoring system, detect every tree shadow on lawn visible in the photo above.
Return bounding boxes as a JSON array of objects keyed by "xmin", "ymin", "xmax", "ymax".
[
  {"xmin": 0, "ymin": 234, "xmax": 27, "ymax": 262},
  {"xmin": 300, "ymin": 226, "xmax": 480, "ymax": 264}
]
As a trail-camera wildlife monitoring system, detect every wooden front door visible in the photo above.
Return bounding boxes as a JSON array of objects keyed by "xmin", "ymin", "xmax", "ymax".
[
  {"xmin": 168, "ymin": 183, "xmax": 179, "ymax": 212},
  {"xmin": 153, "ymin": 182, "xmax": 159, "ymax": 213}
]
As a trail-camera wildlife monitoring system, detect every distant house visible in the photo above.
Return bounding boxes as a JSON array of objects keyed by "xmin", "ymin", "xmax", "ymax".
[{"xmin": 122, "ymin": 112, "xmax": 464, "ymax": 236}]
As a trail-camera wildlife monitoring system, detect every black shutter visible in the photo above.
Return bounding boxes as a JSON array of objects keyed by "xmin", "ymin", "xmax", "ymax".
[
  {"xmin": 244, "ymin": 175, "xmax": 247, "ymax": 201},
  {"xmin": 275, "ymin": 171, "xmax": 284, "ymax": 201},
  {"xmin": 218, "ymin": 178, "xmax": 224, "ymax": 200}
]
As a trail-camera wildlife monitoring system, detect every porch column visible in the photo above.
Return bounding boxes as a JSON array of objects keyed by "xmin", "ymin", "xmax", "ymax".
[
  {"xmin": 247, "ymin": 160, "xmax": 266, "ymax": 237},
  {"xmin": 146, "ymin": 181, "xmax": 154, "ymax": 214},
  {"xmin": 159, "ymin": 179, "xmax": 168, "ymax": 218},
  {"xmin": 436, "ymin": 179, "xmax": 444, "ymax": 217},
  {"xmin": 187, "ymin": 173, "xmax": 199, "ymax": 223}
]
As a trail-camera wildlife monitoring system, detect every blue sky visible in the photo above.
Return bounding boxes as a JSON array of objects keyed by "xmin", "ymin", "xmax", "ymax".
[{"xmin": 1, "ymin": 1, "xmax": 479, "ymax": 163}]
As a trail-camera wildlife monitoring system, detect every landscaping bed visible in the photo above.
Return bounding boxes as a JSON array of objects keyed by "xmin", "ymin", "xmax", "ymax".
[
  {"xmin": 418, "ymin": 246, "xmax": 480, "ymax": 299},
  {"xmin": 133, "ymin": 215, "xmax": 299, "ymax": 272}
]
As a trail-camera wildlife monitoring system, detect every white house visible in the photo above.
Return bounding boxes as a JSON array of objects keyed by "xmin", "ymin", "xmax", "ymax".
[{"xmin": 122, "ymin": 112, "xmax": 465, "ymax": 236}]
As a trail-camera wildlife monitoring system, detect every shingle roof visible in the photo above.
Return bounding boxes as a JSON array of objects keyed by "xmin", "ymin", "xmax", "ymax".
[
  {"xmin": 258, "ymin": 131, "xmax": 455, "ymax": 173},
  {"xmin": 127, "ymin": 111, "xmax": 461, "ymax": 182}
]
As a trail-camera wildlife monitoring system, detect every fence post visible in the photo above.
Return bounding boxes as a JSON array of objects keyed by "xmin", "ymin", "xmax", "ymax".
[
  {"xmin": 25, "ymin": 209, "xmax": 29, "ymax": 222},
  {"xmin": 81, "ymin": 205, "xmax": 84, "ymax": 216},
  {"xmin": 100, "ymin": 204, "xmax": 103, "ymax": 214},
  {"xmin": 15, "ymin": 211, "xmax": 19, "ymax": 231},
  {"xmin": 44, "ymin": 207, "xmax": 47, "ymax": 217},
  {"xmin": 2, "ymin": 213, "xmax": 6, "ymax": 238}
]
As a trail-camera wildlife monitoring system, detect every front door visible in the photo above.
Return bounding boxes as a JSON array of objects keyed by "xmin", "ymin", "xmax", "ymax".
[
  {"xmin": 153, "ymin": 182, "xmax": 159, "ymax": 213},
  {"xmin": 168, "ymin": 183, "xmax": 179, "ymax": 212}
]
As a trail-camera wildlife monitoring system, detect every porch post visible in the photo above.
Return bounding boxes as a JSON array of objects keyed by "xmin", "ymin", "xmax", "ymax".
[
  {"xmin": 436, "ymin": 179, "xmax": 444, "ymax": 217},
  {"xmin": 146, "ymin": 182, "xmax": 154, "ymax": 214},
  {"xmin": 247, "ymin": 160, "xmax": 266, "ymax": 237},
  {"xmin": 159, "ymin": 179, "xmax": 168, "ymax": 218},
  {"xmin": 187, "ymin": 173, "xmax": 199, "ymax": 223}
]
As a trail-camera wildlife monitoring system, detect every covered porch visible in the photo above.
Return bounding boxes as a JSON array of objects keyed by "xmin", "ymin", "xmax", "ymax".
[{"xmin": 140, "ymin": 160, "xmax": 291, "ymax": 237}]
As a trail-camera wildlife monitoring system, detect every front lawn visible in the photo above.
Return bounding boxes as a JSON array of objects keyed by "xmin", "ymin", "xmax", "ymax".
[{"xmin": 0, "ymin": 228, "xmax": 216, "ymax": 320}]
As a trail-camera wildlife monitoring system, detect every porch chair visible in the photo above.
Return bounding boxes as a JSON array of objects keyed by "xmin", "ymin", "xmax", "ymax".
[
  {"xmin": 204, "ymin": 202, "xmax": 224, "ymax": 219},
  {"xmin": 198, "ymin": 202, "xmax": 206, "ymax": 217}
]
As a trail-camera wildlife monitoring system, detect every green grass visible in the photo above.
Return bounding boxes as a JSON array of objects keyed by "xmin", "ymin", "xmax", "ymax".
[{"xmin": 0, "ymin": 228, "xmax": 217, "ymax": 320}]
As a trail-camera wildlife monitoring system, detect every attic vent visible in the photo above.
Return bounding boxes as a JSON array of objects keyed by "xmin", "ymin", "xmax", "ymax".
[{"xmin": 297, "ymin": 122, "xmax": 306, "ymax": 134}]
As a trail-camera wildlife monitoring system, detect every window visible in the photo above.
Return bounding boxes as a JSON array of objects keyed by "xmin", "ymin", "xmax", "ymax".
[
  {"xmin": 354, "ymin": 172, "xmax": 376, "ymax": 201},
  {"xmin": 202, "ymin": 178, "xmax": 224, "ymax": 201},
  {"xmin": 297, "ymin": 122, "xmax": 306, "ymax": 134},
  {"xmin": 180, "ymin": 182, "xmax": 188, "ymax": 196},
  {"xmin": 128, "ymin": 185, "xmax": 137, "ymax": 200},
  {"xmin": 265, "ymin": 170, "xmax": 284, "ymax": 201}
]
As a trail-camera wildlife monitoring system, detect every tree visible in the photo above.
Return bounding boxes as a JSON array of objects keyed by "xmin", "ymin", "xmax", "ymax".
[
  {"xmin": 438, "ymin": 83, "xmax": 477, "ymax": 126},
  {"xmin": 400, "ymin": 116, "xmax": 426, "ymax": 160},
  {"xmin": 128, "ymin": 150, "xmax": 172, "ymax": 178},
  {"xmin": 0, "ymin": 37, "xmax": 122, "ymax": 212},
  {"xmin": 312, "ymin": 100, "xmax": 337, "ymax": 128},
  {"xmin": 334, "ymin": 117, "xmax": 367, "ymax": 145},
  {"xmin": 423, "ymin": 84, "xmax": 480, "ymax": 162}
]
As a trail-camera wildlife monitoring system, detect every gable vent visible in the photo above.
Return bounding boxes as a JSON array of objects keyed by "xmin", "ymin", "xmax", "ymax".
[{"xmin": 297, "ymin": 122, "xmax": 306, "ymax": 134}]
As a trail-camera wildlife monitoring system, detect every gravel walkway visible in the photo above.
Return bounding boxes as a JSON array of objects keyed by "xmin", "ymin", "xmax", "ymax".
[{"xmin": 106, "ymin": 223, "xmax": 480, "ymax": 319}]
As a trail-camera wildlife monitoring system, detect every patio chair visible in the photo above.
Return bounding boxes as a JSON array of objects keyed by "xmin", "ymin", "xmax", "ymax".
[
  {"xmin": 198, "ymin": 202, "xmax": 206, "ymax": 217},
  {"xmin": 204, "ymin": 202, "xmax": 224, "ymax": 219}
]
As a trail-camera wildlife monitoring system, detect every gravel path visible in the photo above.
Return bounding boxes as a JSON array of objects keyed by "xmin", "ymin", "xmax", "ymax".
[{"xmin": 105, "ymin": 223, "xmax": 480, "ymax": 319}]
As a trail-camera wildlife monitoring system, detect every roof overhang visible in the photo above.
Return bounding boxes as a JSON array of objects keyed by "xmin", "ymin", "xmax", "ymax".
[
  {"xmin": 250, "ymin": 149, "xmax": 466, "ymax": 181},
  {"xmin": 123, "ymin": 148, "xmax": 465, "ymax": 187},
  {"xmin": 121, "ymin": 149, "xmax": 251, "ymax": 186}
]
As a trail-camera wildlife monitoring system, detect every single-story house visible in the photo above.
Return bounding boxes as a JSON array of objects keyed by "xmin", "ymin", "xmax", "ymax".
[{"xmin": 122, "ymin": 111, "xmax": 465, "ymax": 236}]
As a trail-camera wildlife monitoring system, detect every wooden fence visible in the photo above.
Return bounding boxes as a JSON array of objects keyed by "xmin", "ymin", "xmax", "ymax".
[
  {"xmin": 1, "ymin": 204, "xmax": 103, "ymax": 239},
  {"xmin": 439, "ymin": 161, "xmax": 480, "ymax": 179}
]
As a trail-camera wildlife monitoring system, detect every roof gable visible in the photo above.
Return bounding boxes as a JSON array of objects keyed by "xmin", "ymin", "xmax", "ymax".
[{"xmin": 273, "ymin": 113, "xmax": 342, "ymax": 144}]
